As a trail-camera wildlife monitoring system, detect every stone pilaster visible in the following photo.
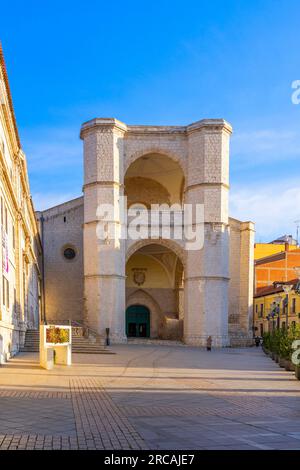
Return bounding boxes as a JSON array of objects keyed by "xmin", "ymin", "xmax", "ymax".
[
  {"xmin": 81, "ymin": 119, "xmax": 127, "ymax": 343},
  {"xmin": 239, "ymin": 221, "xmax": 255, "ymax": 334},
  {"xmin": 183, "ymin": 120, "xmax": 232, "ymax": 347}
]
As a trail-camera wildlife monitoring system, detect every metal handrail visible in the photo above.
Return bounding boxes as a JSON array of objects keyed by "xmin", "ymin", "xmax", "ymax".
[
  {"xmin": 44, "ymin": 319, "xmax": 101, "ymax": 341},
  {"xmin": 71, "ymin": 320, "xmax": 100, "ymax": 340}
]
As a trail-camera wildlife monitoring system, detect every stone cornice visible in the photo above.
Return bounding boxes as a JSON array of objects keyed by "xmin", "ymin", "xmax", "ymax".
[
  {"xmin": 127, "ymin": 125, "xmax": 186, "ymax": 135},
  {"xmin": 185, "ymin": 275, "xmax": 230, "ymax": 281},
  {"xmin": 185, "ymin": 182, "xmax": 230, "ymax": 191},
  {"xmin": 187, "ymin": 119, "xmax": 232, "ymax": 135},
  {"xmin": 0, "ymin": 44, "xmax": 21, "ymax": 148},
  {"xmin": 240, "ymin": 221, "xmax": 255, "ymax": 232},
  {"xmin": 80, "ymin": 118, "xmax": 127, "ymax": 139},
  {"xmin": 128, "ymin": 119, "xmax": 232, "ymax": 135},
  {"xmin": 80, "ymin": 117, "xmax": 233, "ymax": 138},
  {"xmin": 84, "ymin": 274, "xmax": 126, "ymax": 279},
  {"xmin": 83, "ymin": 180, "xmax": 123, "ymax": 191}
]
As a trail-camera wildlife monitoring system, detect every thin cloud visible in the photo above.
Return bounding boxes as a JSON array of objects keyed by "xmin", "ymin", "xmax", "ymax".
[
  {"xmin": 32, "ymin": 191, "xmax": 82, "ymax": 212},
  {"xmin": 20, "ymin": 126, "xmax": 82, "ymax": 174},
  {"xmin": 230, "ymin": 179, "xmax": 300, "ymax": 242},
  {"xmin": 231, "ymin": 128, "xmax": 300, "ymax": 165}
]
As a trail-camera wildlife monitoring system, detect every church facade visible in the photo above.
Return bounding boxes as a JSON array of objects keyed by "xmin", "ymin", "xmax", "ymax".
[{"xmin": 37, "ymin": 117, "xmax": 255, "ymax": 347}]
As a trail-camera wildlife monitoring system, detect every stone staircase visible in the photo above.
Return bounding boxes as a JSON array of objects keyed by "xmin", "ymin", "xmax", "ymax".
[
  {"xmin": 71, "ymin": 336, "xmax": 114, "ymax": 354},
  {"xmin": 20, "ymin": 329, "xmax": 114, "ymax": 354},
  {"xmin": 127, "ymin": 338, "xmax": 186, "ymax": 346},
  {"xmin": 20, "ymin": 329, "xmax": 40, "ymax": 352},
  {"xmin": 229, "ymin": 333, "xmax": 254, "ymax": 347}
]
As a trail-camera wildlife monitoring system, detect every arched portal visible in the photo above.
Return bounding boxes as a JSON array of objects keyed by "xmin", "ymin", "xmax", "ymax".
[{"xmin": 126, "ymin": 243, "xmax": 184, "ymax": 340}]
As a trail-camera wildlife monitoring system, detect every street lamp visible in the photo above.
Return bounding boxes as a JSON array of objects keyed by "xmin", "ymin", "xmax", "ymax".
[
  {"xmin": 269, "ymin": 296, "xmax": 282, "ymax": 329},
  {"xmin": 266, "ymin": 293, "xmax": 283, "ymax": 331},
  {"xmin": 282, "ymin": 284, "xmax": 293, "ymax": 327},
  {"xmin": 274, "ymin": 283, "xmax": 293, "ymax": 327},
  {"xmin": 275, "ymin": 295, "xmax": 282, "ymax": 329},
  {"xmin": 266, "ymin": 307, "xmax": 273, "ymax": 332}
]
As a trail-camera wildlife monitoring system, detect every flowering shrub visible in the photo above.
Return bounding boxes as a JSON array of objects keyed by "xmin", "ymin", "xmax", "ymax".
[{"xmin": 46, "ymin": 326, "xmax": 70, "ymax": 344}]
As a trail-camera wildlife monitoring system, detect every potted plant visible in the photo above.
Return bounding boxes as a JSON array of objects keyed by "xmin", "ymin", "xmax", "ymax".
[
  {"xmin": 288, "ymin": 324, "xmax": 300, "ymax": 373},
  {"xmin": 278, "ymin": 328, "xmax": 289, "ymax": 368}
]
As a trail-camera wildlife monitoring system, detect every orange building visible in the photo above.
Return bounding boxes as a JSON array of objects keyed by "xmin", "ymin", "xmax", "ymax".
[
  {"xmin": 255, "ymin": 246, "xmax": 300, "ymax": 292},
  {"xmin": 254, "ymin": 242, "xmax": 298, "ymax": 260}
]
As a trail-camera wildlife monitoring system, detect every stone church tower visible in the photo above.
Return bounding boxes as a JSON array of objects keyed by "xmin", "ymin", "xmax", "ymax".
[{"xmin": 75, "ymin": 117, "xmax": 254, "ymax": 347}]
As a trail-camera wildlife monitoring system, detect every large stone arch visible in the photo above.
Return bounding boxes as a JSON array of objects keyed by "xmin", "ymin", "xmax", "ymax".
[
  {"xmin": 126, "ymin": 238, "xmax": 186, "ymax": 269},
  {"xmin": 126, "ymin": 289, "xmax": 163, "ymax": 338},
  {"xmin": 124, "ymin": 148, "xmax": 187, "ymax": 179}
]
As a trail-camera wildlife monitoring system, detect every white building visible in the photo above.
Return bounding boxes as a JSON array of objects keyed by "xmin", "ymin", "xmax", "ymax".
[{"xmin": 0, "ymin": 46, "xmax": 42, "ymax": 362}]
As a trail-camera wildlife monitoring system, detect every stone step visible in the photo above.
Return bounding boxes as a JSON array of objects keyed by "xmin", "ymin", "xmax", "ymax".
[
  {"xmin": 22, "ymin": 343, "xmax": 111, "ymax": 355},
  {"xmin": 72, "ymin": 349, "xmax": 114, "ymax": 354},
  {"xmin": 20, "ymin": 347, "xmax": 113, "ymax": 354},
  {"xmin": 22, "ymin": 328, "xmax": 111, "ymax": 354},
  {"xmin": 22, "ymin": 341, "xmax": 103, "ymax": 346},
  {"xmin": 20, "ymin": 348, "xmax": 39, "ymax": 352},
  {"xmin": 72, "ymin": 337, "xmax": 98, "ymax": 341},
  {"xmin": 127, "ymin": 338, "xmax": 185, "ymax": 346}
]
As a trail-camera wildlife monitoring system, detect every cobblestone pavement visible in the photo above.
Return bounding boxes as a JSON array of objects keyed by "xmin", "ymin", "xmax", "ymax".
[{"xmin": 0, "ymin": 345, "xmax": 299, "ymax": 450}]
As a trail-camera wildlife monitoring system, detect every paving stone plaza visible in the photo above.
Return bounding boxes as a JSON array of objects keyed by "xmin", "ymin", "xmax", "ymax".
[{"xmin": 0, "ymin": 345, "xmax": 299, "ymax": 450}]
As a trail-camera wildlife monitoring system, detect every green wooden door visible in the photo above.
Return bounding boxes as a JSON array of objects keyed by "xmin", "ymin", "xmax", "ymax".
[{"xmin": 126, "ymin": 305, "xmax": 150, "ymax": 338}]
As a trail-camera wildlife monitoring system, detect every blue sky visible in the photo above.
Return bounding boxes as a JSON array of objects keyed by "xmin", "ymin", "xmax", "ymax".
[{"xmin": 1, "ymin": 0, "xmax": 300, "ymax": 241}]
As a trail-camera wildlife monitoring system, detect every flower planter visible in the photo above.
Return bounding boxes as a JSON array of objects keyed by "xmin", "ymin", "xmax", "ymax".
[
  {"xmin": 40, "ymin": 325, "xmax": 72, "ymax": 369},
  {"xmin": 279, "ymin": 357, "xmax": 286, "ymax": 368},
  {"xmin": 295, "ymin": 366, "xmax": 300, "ymax": 380},
  {"xmin": 284, "ymin": 360, "xmax": 295, "ymax": 371}
]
